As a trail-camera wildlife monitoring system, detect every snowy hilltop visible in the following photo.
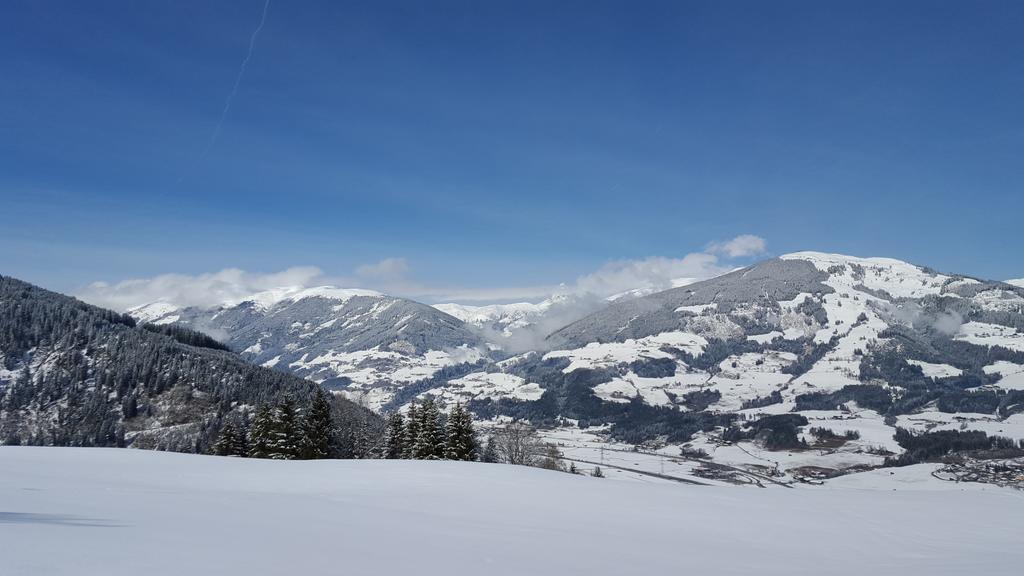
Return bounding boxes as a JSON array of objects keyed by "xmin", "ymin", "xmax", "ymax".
[{"xmin": 2, "ymin": 447, "xmax": 1022, "ymax": 576}]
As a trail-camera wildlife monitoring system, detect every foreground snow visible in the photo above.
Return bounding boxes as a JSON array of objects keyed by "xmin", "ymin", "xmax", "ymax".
[{"xmin": 2, "ymin": 448, "xmax": 1023, "ymax": 575}]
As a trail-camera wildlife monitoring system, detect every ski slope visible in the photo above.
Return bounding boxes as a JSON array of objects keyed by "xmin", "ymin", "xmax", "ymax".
[{"xmin": 2, "ymin": 448, "xmax": 1023, "ymax": 576}]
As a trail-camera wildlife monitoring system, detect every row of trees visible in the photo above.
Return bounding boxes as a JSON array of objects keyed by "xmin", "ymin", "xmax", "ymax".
[
  {"xmin": 213, "ymin": 392, "xmax": 577, "ymax": 475},
  {"xmin": 886, "ymin": 427, "xmax": 1024, "ymax": 466},
  {"xmin": 214, "ymin": 390, "xmax": 337, "ymax": 460},
  {"xmin": 383, "ymin": 398, "xmax": 478, "ymax": 460}
]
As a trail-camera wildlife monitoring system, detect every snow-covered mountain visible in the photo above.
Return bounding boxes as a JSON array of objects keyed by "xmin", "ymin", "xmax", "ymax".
[
  {"xmin": 130, "ymin": 286, "xmax": 487, "ymax": 410},
  {"xmin": 433, "ymin": 278, "xmax": 701, "ymax": 351},
  {"xmin": 605, "ymin": 276, "xmax": 701, "ymax": 301},
  {"xmin": 128, "ymin": 254, "xmax": 1024, "ymax": 424},
  {"xmin": 433, "ymin": 300, "xmax": 558, "ymax": 335},
  {"xmin": 433, "ymin": 292, "xmax": 608, "ymax": 352},
  {"xmin": 414, "ymin": 252, "xmax": 1024, "ymax": 482},
  {"xmin": 117, "ymin": 252, "xmax": 1024, "ymax": 483},
  {"xmin": 7, "ymin": 252, "xmax": 1024, "ymax": 485},
  {"xmin": 1008, "ymin": 278, "xmax": 1024, "ymax": 288}
]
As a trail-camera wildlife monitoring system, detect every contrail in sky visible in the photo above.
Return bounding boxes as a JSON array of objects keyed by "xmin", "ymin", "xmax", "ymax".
[
  {"xmin": 202, "ymin": 0, "xmax": 271, "ymax": 156},
  {"xmin": 179, "ymin": 0, "xmax": 271, "ymax": 182}
]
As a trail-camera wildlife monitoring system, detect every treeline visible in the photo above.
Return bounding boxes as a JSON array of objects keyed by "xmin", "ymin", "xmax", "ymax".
[
  {"xmin": 741, "ymin": 390, "xmax": 783, "ymax": 410},
  {"xmin": 885, "ymin": 428, "xmax": 1024, "ymax": 466},
  {"xmin": 808, "ymin": 427, "xmax": 860, "ymax": 441},
  {"xmin": 140, "ymin": 322, "xmax": 231, "ymax": 352},
  {"xmin": 212, "ymin": 390, "xmax": 377, "ymax": 459},
  {"xmin": 382, "ymin": 398, "xmax": 478, "ymax": 460},
  {"xmin": 723, "ymin": 414, "xmax": 809, "ymax": 450}
]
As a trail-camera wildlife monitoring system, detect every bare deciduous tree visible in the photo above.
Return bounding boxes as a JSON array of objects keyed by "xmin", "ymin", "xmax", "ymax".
[{"xmin": 491, "ymin": 421, "xmax": 562, "ymax": 469}]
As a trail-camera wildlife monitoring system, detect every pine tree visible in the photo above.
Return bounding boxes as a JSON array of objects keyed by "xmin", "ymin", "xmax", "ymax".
[
  {"xmin": 299, "ymin": 389, "xmax": 334, "ymax": 460},
  {"xmin": 249, "ymin": 405, "xmax": 274, "ymax": 458},
  {"xmin": 229, "ymin": 422, "xmax": 249, "ymax": 457},
  {"xmin": 269, "ymin": 395, "xmax": 301, "ymax": 460},
  {"xmin": 481, "ymin": 435, "xmax": 499, "ymax": 463},
  {"xmin": 413, "ymin": 397, "xmax": 444, "ymax": 460},
  {"xmin": 444, "ymin": 403, "xmax": 478, "ymax": 461},
  {"xmin": 384, "ymin": 411, "xmax": 406, "ymax": 459},
  {"xmin": 403, "ymin": 402, "xmax": 420, "ymax": 459},
  {"xmin": 213, "ymin": 422, "xmax": 239, "ymax": 456}
]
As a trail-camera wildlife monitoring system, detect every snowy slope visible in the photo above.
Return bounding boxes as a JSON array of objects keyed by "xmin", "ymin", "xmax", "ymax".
[
  {"xmin": 3, "ymin": 447, "xmax": 1023, "ymax": 576},
  {"xmin": 433, "ymin": 279, "xmax": 700, "ymax": 347},
  {"xmin": 434, "ymin": 292, "xmax": 609, "ymax": 351},
  {"xmin": 1008, "ymin": 279, "xmax": 1024, "ymax": 288},
  {"xmin": 434, "ymin": 301, "xmax": 552, "ymax": 333},
  {"xmin": 542, "ymin": 252, "xmax": 1024, "ymax": 410},
  {"xmin": 421, "ymin": 252, "xmax": 1024, "ymax": 484}
]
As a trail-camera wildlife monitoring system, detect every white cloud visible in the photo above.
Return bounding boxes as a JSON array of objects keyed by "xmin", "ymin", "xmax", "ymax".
[
  {"xmin": 78, "ymin": 235, "xmax": 768, "ymax": 310},
  {"xmin": 355, "ymin": 257, "xmax": 410, "ymax": 282},
  {"xmin": 707, "ymin": 234, "xmax": 767, "ymax": 258},
  {"xmin": 570, "ymin": 253, "xmax": 727, "ymax": 298},
  {"xmin": 78, "ymin": 266, "xmax": 325, "ymax": 311}
]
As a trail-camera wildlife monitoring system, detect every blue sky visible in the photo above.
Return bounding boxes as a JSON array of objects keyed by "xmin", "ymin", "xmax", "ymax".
[{"xmin": 2, "ymin": 0, "xmax": 1022, "ymax": 304}]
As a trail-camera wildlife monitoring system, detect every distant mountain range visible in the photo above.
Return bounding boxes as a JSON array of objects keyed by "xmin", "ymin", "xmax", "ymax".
[
  {"xmin": 4, "ymin": 252, "xmax": 1024, "ymax": 480},
  {"xmin": 121, "ymin": 252, "xmax": 1024, "ymax": 419},
  {"xmin": 130, "ymin": 286, "xmax": 486, "ymax": 410}
]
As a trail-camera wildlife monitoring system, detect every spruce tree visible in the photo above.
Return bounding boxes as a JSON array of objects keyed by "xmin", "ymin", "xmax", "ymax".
[
  {"xmin": 213, "ymin": 422, "xmax": 238, "ymax": 456},
  {"xmin": 269, "ymin": 395, "xmax": 301, "ymax": 460},
  {"xmin": 481, "ymin": 435, "xmax": 499, "ymax": 463},
  {"xmin": 249, "ymin": 406, "xmax": 274, "ymax": 459},
  {"xmin": 230, "ymin": 422, "xmax": 250, "ymax": 457},
  {"xmin": 299, "ymin": 389, "xmax": 334, "ymax": 460},
  {"xmin": 350, "ymin": 419, "xmax": 373, "ymax": 459},
  {"xmin": 413, "ymin": 397, "xmax": 444, "ymax": 460},
  {"xmin": 384, "ymin": 411, "xmax": 406, "ymax": 459},
  {"xmin": 403, "ymin": 402, "xmax": 420, "ymax": 459},
  {"xmin": 444, "ymin": 403, "xmax": 478, "ymax": 461}
]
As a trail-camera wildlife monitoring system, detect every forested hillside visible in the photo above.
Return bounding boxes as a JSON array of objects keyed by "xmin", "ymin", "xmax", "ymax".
[{"xmin": 0, "ymin": 275, "xmax": 380, "ymax": 454}]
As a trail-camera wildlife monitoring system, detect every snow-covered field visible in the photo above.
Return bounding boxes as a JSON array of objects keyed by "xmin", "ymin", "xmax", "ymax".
[{"xmin": 2, "ymin": 448, "xmax": 1023, "ymax": 576}]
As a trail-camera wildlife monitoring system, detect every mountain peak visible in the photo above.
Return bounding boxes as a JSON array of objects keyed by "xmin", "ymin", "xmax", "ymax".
[
  {"xmin": 233, "ymin": 285, "xmax": 384, "ymax": 311},
  {"xmin": 780, "ymin": 250, "xmax": 919, "ymax": 268}
]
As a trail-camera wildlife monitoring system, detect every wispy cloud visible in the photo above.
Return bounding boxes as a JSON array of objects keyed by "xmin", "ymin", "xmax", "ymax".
[
  {"xmin": 354, "ymin": 257, "xmax": 411, "ymax": 282},
  {"xmin": 570, "ymin": 253, "xmax": 726, "ymax": 298},
  {"xmin": 706, "ymin": 234, "xmax": 767, "ymax": 258},
  {"xmin": 79, "ymin": 266, "xmax": 322, "ymax": 311},
  {"xmin": 78, "ymin": 235, "xmax": 768, "ymax": 310}
]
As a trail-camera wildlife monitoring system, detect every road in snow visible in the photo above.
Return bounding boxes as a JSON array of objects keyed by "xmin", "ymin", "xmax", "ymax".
[{"xmin": 2, "ymin": 447, "xmax": 1023, "ymax": 576}]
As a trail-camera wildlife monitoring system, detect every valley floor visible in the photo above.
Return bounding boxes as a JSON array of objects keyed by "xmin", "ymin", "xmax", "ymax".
[{"xmin": 2, "ymin": 447, "xmax": 1023, "ymax": 576}]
